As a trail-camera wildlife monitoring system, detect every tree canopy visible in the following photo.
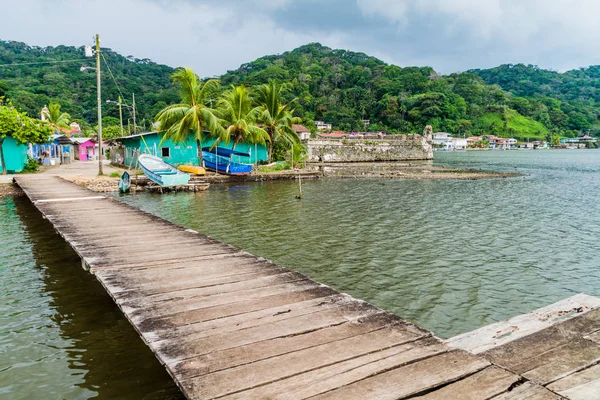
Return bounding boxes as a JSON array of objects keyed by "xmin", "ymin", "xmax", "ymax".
[
  {"xmin": 3, "ymin": 40, "xmax": 600, "ymax": 141},
  {"xmin": 0, "ymin": 99, "xmax": 52, "ymax": 174}
]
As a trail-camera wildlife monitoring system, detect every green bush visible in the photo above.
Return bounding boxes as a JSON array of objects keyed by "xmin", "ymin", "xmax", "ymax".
[
  {"xmin": 109, "ymin": 171, "xmax": 120, "ymax": 178},
  {"xmin": 22, "ymin": 156, "xmax": 39, "ymax": 173},
  {"xmin": 258, "ymin": 161, "xmax": 291, "ymax": 173}
]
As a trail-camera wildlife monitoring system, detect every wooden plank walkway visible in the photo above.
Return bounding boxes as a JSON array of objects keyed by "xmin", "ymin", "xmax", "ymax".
[
  {"xmin": 13, "ymin": 175, "xmax": 581, "ymax": 399},
  {"xmin": 448, "ymin": 294, "xmax": 600, "ymax": 399}
]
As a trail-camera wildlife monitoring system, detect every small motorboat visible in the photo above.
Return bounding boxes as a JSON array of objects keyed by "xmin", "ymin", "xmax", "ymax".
[
  {"xmin": 138, "ymin": 154, "xmax": 190, "ymax": 187},
  {"xmin": 119, "ymin": 171, "xmax": 130, "ymax": 193},
  {"xmin": 201, "ymin": 147, "xmax": 253, "ymax": 175},
  {"xmin": 178, "ymin": 165, "xmax": 206, "ymax": 175}
]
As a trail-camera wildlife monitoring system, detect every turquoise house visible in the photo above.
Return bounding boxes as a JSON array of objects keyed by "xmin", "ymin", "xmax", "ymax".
[
  {"xmin": 0, "ymin": 137, "xmax": 28, "ymax": 173},
  {"xmin": 114, "ymin": 132, "xmax": 268, "ymax": 167}
]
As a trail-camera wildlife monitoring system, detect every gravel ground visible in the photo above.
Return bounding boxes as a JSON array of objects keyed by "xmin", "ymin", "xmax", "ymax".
[{"xmin": 0, "ymin": 183, "xmax": 23, "ymax": 197}]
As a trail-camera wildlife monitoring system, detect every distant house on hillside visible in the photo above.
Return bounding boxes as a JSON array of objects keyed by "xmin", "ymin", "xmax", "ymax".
[
  {"xmin": 466, "ymin": 136, "xmax": 482, "ymax": 147},
  {"xmin": 315, "ymin": 121, "xmax": 332, "ymax": 131},
  {"xmin": 432, "ymin": 132, "xmax": 466, "ymax": 150},
  {"xmin": 317, "ymin": 131, "xmax": 346, "ymax": 138},
  {"xmin": 292, "ymin": 124, "xmax": 311, "ymax": 140}
]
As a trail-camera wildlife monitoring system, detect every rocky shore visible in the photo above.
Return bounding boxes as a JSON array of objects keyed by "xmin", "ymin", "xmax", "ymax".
[
  {"xmin": 313, "ymin": 162, "xmax": 522, "ymax": 180},
  {"xmin": 0, "ymin": 183, "xmax": 23, "ymax": 197}
]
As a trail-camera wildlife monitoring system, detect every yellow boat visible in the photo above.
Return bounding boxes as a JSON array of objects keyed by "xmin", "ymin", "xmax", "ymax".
[{"xmin": 177, "ymin": 165, "xmax": 206, "ymax": 175}]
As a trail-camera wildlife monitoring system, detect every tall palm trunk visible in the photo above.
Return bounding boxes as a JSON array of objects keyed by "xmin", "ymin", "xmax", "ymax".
[
  {"xmin": 196, "ymin": 139, "xmax": 203, "ymax": 166},
  {"xmin": 0, "ymin": 138, "xmax": 6, "ymax": 175},
  {"xmin": 267, "ymin": 127, "xmax": 275, "ymax": 163}
]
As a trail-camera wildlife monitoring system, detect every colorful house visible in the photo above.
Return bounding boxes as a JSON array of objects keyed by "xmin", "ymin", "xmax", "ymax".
[
  {"xmin": 72, "ymin": 137, "xmax": 99, "ymax": 161},
  {"xmin": 113, "ymin": 132, "xmax": 268, "ymax": 167},
  {"xmin": 0, "ymin": 137, "xmax": 28, "ymax": 173},
  {"xmin": 31, "ymin": 134, "xmax": 74, "ymax": 165}
]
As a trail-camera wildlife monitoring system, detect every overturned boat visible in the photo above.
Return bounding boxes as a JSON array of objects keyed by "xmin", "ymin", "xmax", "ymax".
[{"xmin": 201, "ymin": 147, "xmax": 253, "ymax": 175}]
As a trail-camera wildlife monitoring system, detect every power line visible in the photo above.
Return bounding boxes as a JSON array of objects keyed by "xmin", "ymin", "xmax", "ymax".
[
  {"xmin": 0, "ymin": 58, "xmax": 90, "ymax": 67},
  {"xmin": 100, "ymin": 51, "xmax": 133, "ymax": 118}
]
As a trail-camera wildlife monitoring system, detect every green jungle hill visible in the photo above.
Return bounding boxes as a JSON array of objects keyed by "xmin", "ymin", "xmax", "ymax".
[{"xmin": 1, "ymin": 40, "xmax": 599, "ymax": 140}]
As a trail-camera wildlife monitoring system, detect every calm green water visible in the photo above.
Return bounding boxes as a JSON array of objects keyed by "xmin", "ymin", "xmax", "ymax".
[
  {"xmin": 2, "ymin": 149, "xmax": 600, "ymax": 398},
  {"xmin": 0, "ymin": 197, "xmax": 183, "ymax": 399},
  {"xmin": 116, "ymin": 149, "xmax": 600, "ymax": 339}
]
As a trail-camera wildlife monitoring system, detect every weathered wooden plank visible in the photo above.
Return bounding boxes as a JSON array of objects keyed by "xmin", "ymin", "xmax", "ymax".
[
  {"xmin": 150, "ymin": 299, "xmax": 382, "ymax": 365},
  {"xmin": 219, "ymin": 337, "xmax": 446, "ymax": 400},
  {"xmin": 101, "ymin": 265, "xmax": 285, "ymax": 298},
  {"xmin": 120, "ymin": 280, "xmax": 322, "ymax": 320},
  {"xmin": 483, "ymin": 310, "xmax": 600, "ymax": 384},
  {"xmin": 91, "ymin": 252, "xmax": 251, "ymax": 272},
  {"xmin": 518, "ymin": 338, "xmax": 600, "ymax": 384},
  {"xmin": 169, "ymin": 312, "xmax": 413, "ymax": 380},
  {"xmin": 447, "ymin": 294, "xmax": 600, "ymax": 354},
  {"xmin": 489, "ymin": 382, "xmax": 563, "ymax": 400},
  {"xmin": 115, "ymin": 271, "xmax": 309, "ymax": 308},
  {"xmin": 139, "ymin": 293, "xmax": 347, "ymax": 342},
  {"xmin": 308, "ymin": 350, "xmax": 489, "ymax": 400},
  {"xmin": 94, "ymin": 253, "xmax": 261, "ymax": 277},
  {"xmin": 100, "ymin": 259, "xmax": 271, "ymax": 281},
  {"xmin": 180, "ymin": 322, "xmax": 432, "ymax": 399},
  {"xmin": 547, "ymin": 363, "xmax": 600, "ymax": 400},
  {"xmin": 412, "ymin": 366, "xmax": 520, "ymax": 400},
  {"xmin": 136, "ymin": 286, "xmax": 337, "ymax": 333}
]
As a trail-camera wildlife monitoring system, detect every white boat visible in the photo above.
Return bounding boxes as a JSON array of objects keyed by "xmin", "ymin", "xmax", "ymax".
[{"xmin": 138, "ymin": 154, "xmax": 190, "ymax": 187}]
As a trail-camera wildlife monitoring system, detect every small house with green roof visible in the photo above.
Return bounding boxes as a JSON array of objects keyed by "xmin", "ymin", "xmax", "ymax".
[{"xmin": 113, "ymin": 132, "xmax": 268, "ymax": 167}]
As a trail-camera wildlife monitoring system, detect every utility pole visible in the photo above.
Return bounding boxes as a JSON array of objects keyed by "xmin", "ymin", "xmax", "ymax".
[
  {"xmin": 132, "ymin": 93, "xmax": 137, "ymax": 134},
  {"xmin": 118, "ymin": 95, "xmax": 124, "ymax": 137},
  {"xmin": 95, "ymin": 34, "xmax": 103, "ymax": 175}
]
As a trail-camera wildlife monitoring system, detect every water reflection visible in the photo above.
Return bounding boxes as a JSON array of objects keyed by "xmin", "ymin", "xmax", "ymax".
[{"xmin": 1, "ymin": 197, "xmax": 182, "ymax": 399}]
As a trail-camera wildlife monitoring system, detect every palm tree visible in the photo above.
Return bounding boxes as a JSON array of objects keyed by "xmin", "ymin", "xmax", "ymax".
[
  {"xmin": 215, "ymin": 85, "xmax": 269, "ymax": 152},
  {"xmin": 255, "ymin": 80, "xmax": 301, "ymax": 162},
  {"xmin": 155, "ymin": 67, "xmax": 222, "ymax": 164},
  {"xmin": 44, "ymin": 103, "xmax": 71, "ymax": 129}
]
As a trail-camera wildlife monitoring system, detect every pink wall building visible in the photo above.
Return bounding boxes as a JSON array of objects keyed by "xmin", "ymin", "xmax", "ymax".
[{"xmin": 72, "ymin": 138, "xmax": 97, "ymax": 161}]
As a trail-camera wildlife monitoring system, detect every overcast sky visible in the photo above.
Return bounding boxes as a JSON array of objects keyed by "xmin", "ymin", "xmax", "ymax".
[{"xmin": 2, "ymin": 0, "xmax": 600, "ymax": 77}]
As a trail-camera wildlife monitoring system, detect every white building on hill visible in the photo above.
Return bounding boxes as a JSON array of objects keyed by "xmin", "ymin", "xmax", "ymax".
[{"xmin": 433, "ymin": 132, "xmax": 467, "ymax": 150}]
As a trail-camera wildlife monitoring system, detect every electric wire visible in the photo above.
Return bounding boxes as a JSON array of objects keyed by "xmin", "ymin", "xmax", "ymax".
[{"xmin": 100, "ymin": 51, "xmax": 134, "ymax": 119}]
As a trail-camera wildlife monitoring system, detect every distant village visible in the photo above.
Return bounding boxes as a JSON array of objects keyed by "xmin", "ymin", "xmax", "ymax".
[
  {"xmin": 431, "ymin": 131, "xmax": 598, "ymax": 150},
  {"xmin": 2, "ymin": 108, "xmax": 598, "ymax": 174}
]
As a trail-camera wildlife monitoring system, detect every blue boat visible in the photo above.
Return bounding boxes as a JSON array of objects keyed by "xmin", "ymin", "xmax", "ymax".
[
  {"xmin": 201, "ymin": 147, "xmax": 253, "ymax": 175},
  {"xmin": 119, "ymin": 171, "xmax": 131, "ymax": 193},
  {"xmin": 138, "ymin": 154, "xmax": 190, "ymax": 187}
]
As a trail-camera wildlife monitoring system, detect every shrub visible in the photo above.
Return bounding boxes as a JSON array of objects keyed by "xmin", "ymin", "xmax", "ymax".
[{"xmin": 22, "ymin": 156, "xmax": 39, "ymax": 173}]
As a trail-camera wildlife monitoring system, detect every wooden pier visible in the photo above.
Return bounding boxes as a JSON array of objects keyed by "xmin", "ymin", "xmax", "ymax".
[{"xmin": 13, "ymin": 175, "xmax": 600, "ymax": 399}]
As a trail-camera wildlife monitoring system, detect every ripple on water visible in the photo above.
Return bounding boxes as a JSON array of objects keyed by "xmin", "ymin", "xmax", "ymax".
[{"xmin": 116, "ymin": 150, "xmax": 600, "ymax": 339}]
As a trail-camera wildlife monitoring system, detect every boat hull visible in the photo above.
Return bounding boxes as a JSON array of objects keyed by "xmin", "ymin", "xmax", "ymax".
[
  {"xmin": 119, "ymin": 171, "xmax": 130, "ymax": 193},
  {"xmin": 178, "ymin": 165, "xmax": 206, "ymax": 175},
  {"xmin": 202, "ymin": 152, "xmax": 253, "ymax": 175},
  {"xmin": 138, "ymin": 154, "xmax": 190, "ymax": 187}
]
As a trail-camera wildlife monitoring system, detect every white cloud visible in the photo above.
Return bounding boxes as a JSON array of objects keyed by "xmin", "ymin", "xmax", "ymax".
[
  {"xmin": 2, "ymin": 0, "xmax": 600, "ymax": 75},
  {"xmin": 0, "ymin": 0, "xmax": 345, "ymax": 77},
  {"xmin": 355, "ymin": 0, "xmax": 600, "ymax": 71}
]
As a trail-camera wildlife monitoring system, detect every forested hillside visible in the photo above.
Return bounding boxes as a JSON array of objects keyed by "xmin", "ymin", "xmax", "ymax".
[
  {"xmin": 220, "ymin": 44, "xmax": 597, "ymax": 139},
  {"xmin": 0, "ymin": 40, "xmax": 178, "ymax": 132},
  {"xmin": 1, "ymin": 40, "xmax": 598, "ymax": 140},
  {"xmin": 470, "ymin": 64, "xmax": 600, "ymax": 136}
]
